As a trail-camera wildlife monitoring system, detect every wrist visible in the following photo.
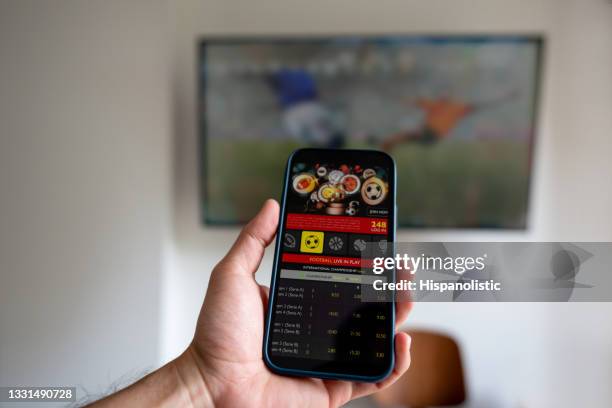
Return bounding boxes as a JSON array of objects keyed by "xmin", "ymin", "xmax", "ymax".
[{"xmin": 172, "ymin": 345, "xmax": 218, "ymax": 407}]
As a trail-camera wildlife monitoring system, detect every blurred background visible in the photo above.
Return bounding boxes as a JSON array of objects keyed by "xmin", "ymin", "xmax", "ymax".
[{"xmin": 1, "ymin": 0, "xmax": 611, "ymax": 407}]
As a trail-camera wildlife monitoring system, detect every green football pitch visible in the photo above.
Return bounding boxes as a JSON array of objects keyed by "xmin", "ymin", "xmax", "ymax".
[{"xmin": 204, "ymin": 139, "xmax": 531, "ymax": 228}]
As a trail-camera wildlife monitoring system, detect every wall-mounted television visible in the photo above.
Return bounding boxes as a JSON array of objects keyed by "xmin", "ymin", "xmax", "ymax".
[{"xmin": 199, "ymin": 35, "xmax": 542, "ymax": 228}]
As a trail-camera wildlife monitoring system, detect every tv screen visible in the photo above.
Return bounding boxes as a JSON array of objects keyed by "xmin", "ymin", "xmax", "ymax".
[{"xmin": 199, "ymin": 35, "xmax": 542, "ymax": 228}]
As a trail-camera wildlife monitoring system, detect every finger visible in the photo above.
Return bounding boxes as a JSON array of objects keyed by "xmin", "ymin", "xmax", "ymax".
[
  {"xmin": 217, "ymin": 199, "xmax": 279, "ymax": 276},
  {"xmin": 376, "ymin": 332, "xmax": 412, "ymax": 389},
  {"xmin": 395, "ymin": 299, "xmax": 413, "ymax": 329},
  {"xmin": 395, "ymin": 268, "xmax": 413, "ymax": 327},
  {"xmin": 350, "ymin": 332, "xmax": 412, "ymax": 399},
  {"xmin": 321, "ymin": 380, "xmax": 354, "ymax": 408}
]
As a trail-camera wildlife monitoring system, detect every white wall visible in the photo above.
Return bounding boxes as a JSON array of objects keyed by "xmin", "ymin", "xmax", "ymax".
[
  {"xmin": 0, "ymin": 0, "xmax": 171, "ymax": 399},
  {"xmin": 1, "ymin": 0, "xmax": 611, "ymax": 406},
  {"xmin": 167, "ymin": 0, "xmax": 612, "ymax": 407}
]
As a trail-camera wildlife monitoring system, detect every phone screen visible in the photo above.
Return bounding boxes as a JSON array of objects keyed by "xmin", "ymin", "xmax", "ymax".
[{"xmin": 264, "ymin": 149, "xmax": 395, "ymax": 380}]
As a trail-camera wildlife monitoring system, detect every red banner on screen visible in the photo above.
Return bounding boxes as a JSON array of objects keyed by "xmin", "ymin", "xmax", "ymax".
[
  {"xmin": 286, "ymin": 214, "xmax": 387, "ymax": 235},
  {"xmin": 282, "ymin": 253, "xmax": 373, "ymax": 268}
]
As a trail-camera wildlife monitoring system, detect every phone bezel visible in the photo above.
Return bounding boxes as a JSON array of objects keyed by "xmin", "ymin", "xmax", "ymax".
[{"xmin": 263, "ymin": 148, "xmax": 397, "ymax": 382}]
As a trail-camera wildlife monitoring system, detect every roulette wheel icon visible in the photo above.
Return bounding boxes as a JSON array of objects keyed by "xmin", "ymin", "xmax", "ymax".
[{"xmin": 328, "ymin": 236, "xmax": 344, "ymax": 251}]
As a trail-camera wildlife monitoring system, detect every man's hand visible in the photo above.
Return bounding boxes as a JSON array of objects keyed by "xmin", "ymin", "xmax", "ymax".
[{"xmin": 92, "ymin": 199, "xmax": 412, "ymax": 407}]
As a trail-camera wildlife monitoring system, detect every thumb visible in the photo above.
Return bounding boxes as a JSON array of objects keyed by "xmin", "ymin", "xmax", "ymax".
[{"xmin": 216, "ymin": 199, "xmax": 280, "ymax": 277}]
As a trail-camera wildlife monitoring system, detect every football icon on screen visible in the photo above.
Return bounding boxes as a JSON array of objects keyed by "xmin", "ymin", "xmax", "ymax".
[
  {"xmin": 305, "ymin": 235, "xmax": 319, "ymax": 248},
  {"xmin": 300, "ymin": 231, "xmax": 324, "ymax": 254},
  {"xmin": 361, "ymin": 177, "xmax": 387, "ymax": 205}
]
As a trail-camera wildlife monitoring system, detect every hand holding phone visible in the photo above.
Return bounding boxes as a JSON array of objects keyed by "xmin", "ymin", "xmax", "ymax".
[{"xmin": 92, "ymin": 150, "xmax": 411, "ymax": 407}]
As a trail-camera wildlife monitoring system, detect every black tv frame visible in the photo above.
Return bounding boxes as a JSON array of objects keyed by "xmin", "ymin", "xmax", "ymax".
[{"xmin": 198, "ymin": 34, "xmax": 545, "ymax": 229}]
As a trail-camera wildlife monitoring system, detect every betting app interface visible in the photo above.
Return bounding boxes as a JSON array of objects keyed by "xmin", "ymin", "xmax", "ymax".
[{"xmin": 267, "ymin": 150, "xmax": 394, "ymax": 375}]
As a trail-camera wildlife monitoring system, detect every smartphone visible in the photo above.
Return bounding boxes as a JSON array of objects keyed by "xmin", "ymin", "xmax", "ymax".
[{"xmin": 263, "ymin": 148, "xmax": 396, "ymax": 382}]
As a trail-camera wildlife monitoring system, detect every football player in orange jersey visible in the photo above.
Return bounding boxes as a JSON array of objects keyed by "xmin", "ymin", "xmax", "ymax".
[{"xmin": 381, "ymin": 91, "xmax": 517, "ymax": 151}]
